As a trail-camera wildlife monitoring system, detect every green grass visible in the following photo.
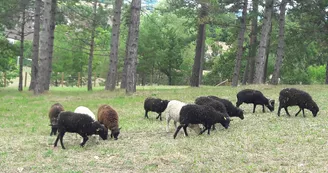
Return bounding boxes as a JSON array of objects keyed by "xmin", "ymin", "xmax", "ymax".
[{"xmin": 1, "ymin": 85, "xmax": 328, "ymax": 172}]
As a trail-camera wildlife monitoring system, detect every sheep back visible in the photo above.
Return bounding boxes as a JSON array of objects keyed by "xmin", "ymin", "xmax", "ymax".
[
  {"xmin": 74, "ymin": 106, "xmax": 96, "ymax": 120},
  {"xmin": 208, "ymin": 96, "xmax": 244, "ymax": 120},
  {"xmin": 97, "ymin": 104, "xmax": 120, "ymax": 139},
  {"xmin": 195, "ymin": 96, "xmax": 228, "ymax": 116}
]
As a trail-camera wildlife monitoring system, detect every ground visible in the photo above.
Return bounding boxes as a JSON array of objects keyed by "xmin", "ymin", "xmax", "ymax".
[{"xmin": 0, "ymin": 85, "xmax": 327, "ymax": 172}]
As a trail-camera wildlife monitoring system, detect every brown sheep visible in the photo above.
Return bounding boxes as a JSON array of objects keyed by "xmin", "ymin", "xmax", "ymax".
[
  {"xmin": 97, "ymin": 104, "xmax": 120, "ymax": 140},
  {"xmin": 49, "ymin": 103, "xmax": 64, "ymax": 136}
]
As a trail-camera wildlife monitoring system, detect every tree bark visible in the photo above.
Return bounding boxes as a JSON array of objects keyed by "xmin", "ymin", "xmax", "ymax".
[
  {"xmin": 35, "ymin": 0, "xmax": 52, "ymax": 95},
  {"xmin": 263, "ymin": 20, "xmax": 273, "ymax": 83},
  {"xmin": 106, "ymin": 0, "xmax": 123, "ymax": 91},
  {"xmin": 18, "ymin": 8, "xmax": 26, "ymax": 92},
  {"xmin": 87, "ymin": 0, "xmax": 97, "ymax": 91},
  {"xmin": 190, "ymin": 4, "xmax": 207, "ymax": 87},
  {"xmin": 45, "ymin": 0, "xmax": 57, "ymax": 90},
  {"xmin": 199, "ymin": 30, "xmax": 206, "ymax": 85},
  {"xmin": 253, "ymin": 0, "xmax": 274, "ymax": 84},
  {"xmin": 246, "ymin": 0, "xmax": 259, "ymax": 84},
  {"xmin": 29, "ymin": 0, "xmax": 41, "ymax": 91},
  {"xmin": 271, "ymin": 0, "xmax": 287, "ymax": 85},
  {"xmin": 125, "ymin": 0, "xmax": 141, "ymax": 94},
  {"xmin": 326, "ymin": 60, "xmax": 328, "ymax": 84},
  {"xmin": 232, "ymin": 0, "xmax": 248, "ymax": 87}
]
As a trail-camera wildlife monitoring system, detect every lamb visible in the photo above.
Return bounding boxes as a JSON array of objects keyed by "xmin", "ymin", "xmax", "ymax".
[
  {"xmin": 97, "ymin": 104, "xmax": 120, "ymax": 140},
  {"xmin": 208, "ymin": 96, "xmax": 244, "ymax": 120},
  {"xmin": 48, "ymin": 103, "xmax": 64, "ymax": 136},
  {"xmin": 53, "ymin": 111, "xmax": 108, "ymax": 149},
  {"xmin": 195, "ymin": 96, "xmax": 230, "ymax": 130},
  {"xmin": 236, "ymin": 89, "xmax": 275, "ymax": 113},
  {"xmin": 278, "ymin": 88, "xmax": 319, "ymax": 117},
  {"xmin": 173, "ymin": 104, "xmax": 230, "ymax": 139},
  {"xmin": 165, "ymin": 100, "xmax": 201, "ymax": 134},
  {"xmin": 144, "ymin": 97, "xmax": 169, "ymax": 121},
  {"xmin": 74, "ymin": 106, "xmax": 96, "ymax": 120}
]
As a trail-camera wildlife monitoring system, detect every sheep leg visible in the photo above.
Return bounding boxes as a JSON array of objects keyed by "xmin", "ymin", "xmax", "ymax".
[
  {"xmin": 156, "ymin": 113, "xmax": 162, "ymax": 121},
  {"xmin": 207, "ymin": 125, "xmax": 211, "ymax": 135},
  {"xmin": 144, "ymin": 110, "xmax": 149, "ymax": 119},
  {"xmin": 173, "ymin": 125, "xmax": 183, "ymax": 139},
  {"xmin": 284, "ymin": 107, "xmax": 291, "ymax": 116},
  {"xmin": 80, "ymin": 135, "xmax": 89, "ymax": 147},
  {"xmin": 54, "ymin": 134, "xmax": 60, "ymax": 147},
  {"xmin": 253, "ymin": 104, "xmax": 257, "ymax": 113},
  {"xmin": 302, "ymin": 108, "xmax": 305, "ymax": 117},
  {"xmin": 211, "ymin": 124, "xmax": 216, "ymax": 131},
  {"xmin": 262, "ymin": 105, "xmax": 265, "ymax": 113},
  {"xmin": 166, "ymin": 116, "xmax": 171, "ymax": 132},
  {"xmin": 182, "ymin": 125, "xmax": 188, "ymax": 137},
  {"xmin": 59, "ymin": 133, "xmax": 66, "ymax": 149},
  {"xmin": 199, "ymin": 126, "xmax": 208, "ymax": 135},
  {"xmin": 277, "ymin": 106, "xmax": 282, "ymax": 116},
  {"xmin": 295, "ymin": 108, "xmax": 302, "ymax": 117},
  {"xmin": 236, "ymin": 101, "xmax": 242, "ymax": 107}
]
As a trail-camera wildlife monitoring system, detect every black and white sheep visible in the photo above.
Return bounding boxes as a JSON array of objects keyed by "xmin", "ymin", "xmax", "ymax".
[
  {"xmin": 208, "ymin": 96, "xmax": 244, "ymax": 120},
  {"xmin": 144, "ymin": 97, "xmax": 169, "ymax": 121},
  {"xmin": 97, "ymin": 104, "xmax": 120, "ymax": 140},
  {"xmin": 278, "ymin": 88, "xmax": 319, "ymax": 117},
  {"xmin": 165, "ymin": 100, "xmax": 201, "ymax": 134},
  {"xmin": 48, "ymin": 103, "xmax": 64, "ymax": 136},
  {"xmin": 236, "ymin": 89, "xmax": 275, "ymax": 113},
  {"xmin": 53, "ymin": 111, "xmax": 108, "ymax": 149},
  {"xmin": 173, "ymin": 104, "xmax": 230, "ymax": 139}
]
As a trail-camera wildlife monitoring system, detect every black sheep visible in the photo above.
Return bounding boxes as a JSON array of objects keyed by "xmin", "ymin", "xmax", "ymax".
[
  {"xmin": 144, "ymin": 97, "xmax": 169, "ymax": 121},
  {"xmin": 173, "ymin": 104, "xmax": 230, "ymax": 139},
  {"xmin": 195, "ymin": 96, "xmax": 230, "ymax": 130},
  {"xmin": 54, "ymin": 111, "xmax": 108, "ymax": 149},
  {"xmin": 48, "ymin": 103, "xmax": 64, "ymax": 136},
  {"xmin": 208, "ymin": 96, "xmax": 244, "ymax": 120},
  {"xmin": 236, "ymin": 89, "xmax": 275, "ymax": 113},
  {"xmin": 278, "ymin": 88, "xmax": 319, "ymax": 117}
]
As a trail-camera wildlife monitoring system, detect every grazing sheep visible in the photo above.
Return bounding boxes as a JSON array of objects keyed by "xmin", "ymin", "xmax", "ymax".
[
  {"xmin": 236, "ymin": 89, "xmax": 275, "ymax": 113},
  {"xmin": 74, "ymin": 106, "xmax": 96, "ymax": 120},
  {"xmin": 173, "ymin": 104, "xmax": 230, "ymax": 139},
  {"xmin": 144, "ymin": 97, "xmax": 169, "ymax": 121},
  {"xmin": 97, "ymin": 104, "xmax": 120, "ymax": 140},
  {"xmin": 53, "ymin": 111, "xmax": 108, "ymax": 149},
  {"xmin": 208, "ymin": 96, "xmax": 244, "ymax": 120},
  {"xmin": 74, "ymin": 106, "xmax": 98, "ymax": 142},
  {"xmin": 165, "ymin": 100, "xmax": 201, "ymax": 134},
  {"xmin": 278, "ymin": 88, "xmax": 319, "ymax": 117},
  {"xmin": 195, "ymin": 96, "xmax": 230, "ymax": 130},
  {"xmin": 48, "ymin": 103, "xmax": 64, "ymax": 136}
]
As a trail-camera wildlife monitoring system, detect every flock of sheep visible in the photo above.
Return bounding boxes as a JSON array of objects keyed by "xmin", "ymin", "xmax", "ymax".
[{"xmin": 49, "ymin": 87, "xmax": 319, "ymax": 149}]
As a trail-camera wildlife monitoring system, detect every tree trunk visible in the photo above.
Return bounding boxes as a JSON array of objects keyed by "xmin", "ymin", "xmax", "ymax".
[
  {"xmin": 121, "ymin": 31, "xmax": 130, "ymax": 89},
  {"xmin": 18, "ymin": 8, "xmax": 26, "ymax": 92},
  {"xmin": 199, "ymin": 31, "xmax": 206, "ymax": 85},
  {"xmin": 263, "ymin": 20, "xmax": 273, "ymax": 83},
  {"xmin": 35, "ymin": 0, "xmax": 52, "ymax": 95},
  {"xmin": 88, "ymin": 0, "xmax": 97, "ymax": 91},
  {"xmin": 44, "ymin": 0, "xmax": 57, "ymax": 90},
  {"xmin": 253, "ymin": 0, "xmax": 274, "ymax": 84},
  {"xmin": 190, "ymin": 4, "xmax": 208, "ymax": 87},
  {"xmin": 232, "ymin": 0, "xmax": 248, "ymax": 87},
  {"xmin": 271, "ymin": 0, "xmax": 287, "ymax": 85},
  {"xmin": 29, "ymin": 0, "xmax": 41, "ymax": 91},
  {"xmin": 247, "ymin": 0, "xmax": 259, "ymax": 84},
  {"xmin": 326, "ymin": 60, "xmax": 328, "ymax": 84},
  {"xmin": 106, "ymin": 0, "xmax": 123, "ymax": 91},
  {"xmin": 125, "ymin": 0, "xmax": 141, "ymax": 94}
]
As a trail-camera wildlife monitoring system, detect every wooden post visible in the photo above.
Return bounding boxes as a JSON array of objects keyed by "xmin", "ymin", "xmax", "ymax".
[
  {"xmin": 24, "ymin": 72, "xmax": 27, "ymax": 87},
  {"xmin": 3, "ymin": 72, "xmax": 6, "ymax": 87},
  {"xmin": 77, "ymin": 72, "xmax": 81, "ymax": 87},
  {"xmin": 61, "ymin": 72, "xmax": 64, "ymax": 87},
  {"xmin": 94, "ymin": 73, "xmax": 96, "ymax": 87}
]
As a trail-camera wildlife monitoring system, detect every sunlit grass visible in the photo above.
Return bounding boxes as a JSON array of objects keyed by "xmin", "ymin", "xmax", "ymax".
[{"xmin": 0, "ymin": 85, "xmax": 328, "ymax": 172}]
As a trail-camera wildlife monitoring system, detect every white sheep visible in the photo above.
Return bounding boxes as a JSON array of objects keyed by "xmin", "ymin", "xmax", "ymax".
[{"xmin": 165, "ymin": 100, "xmax": 201, "ymax": 134}]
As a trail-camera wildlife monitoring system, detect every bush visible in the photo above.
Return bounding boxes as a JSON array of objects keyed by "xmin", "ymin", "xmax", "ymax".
[{"xmin": 307, "ymin": 65, "xmax": 326, "ymax": 84}]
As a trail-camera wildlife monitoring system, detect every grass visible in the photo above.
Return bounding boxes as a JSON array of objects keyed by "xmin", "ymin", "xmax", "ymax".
[{"xmin": 1, "ymin": 85, "xmax": 328, "ymax": 172}]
